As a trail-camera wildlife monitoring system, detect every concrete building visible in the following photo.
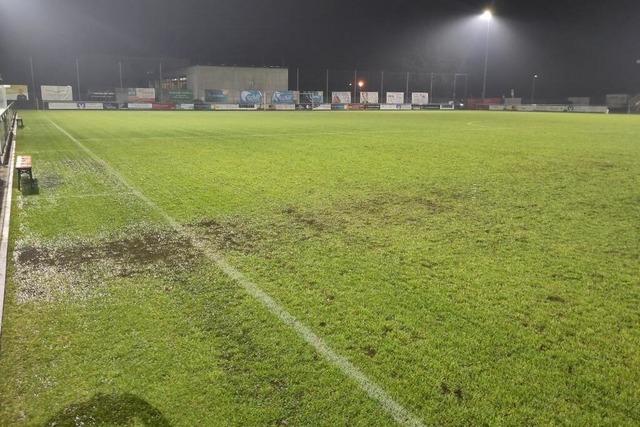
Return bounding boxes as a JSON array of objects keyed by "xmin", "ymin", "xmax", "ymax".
[{"xmin": 169, "ymin": 65, "xmax": 289, "ymax": 103}]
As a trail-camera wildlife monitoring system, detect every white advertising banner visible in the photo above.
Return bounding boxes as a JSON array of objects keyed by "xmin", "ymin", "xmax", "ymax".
[
  {"xmin": 212, "ymin": 104, "xmax": 241, "ymax": 110},
  {"xmin": 360, "ymin": 92, "xmax": 379, "ymax": 104},
  {"xmin": 571, "ymin": 106, "xmax": 608, "ymax": 113},
  {"xmin": 7, "ymin": 85, "xmax": 29, "ymax": 101},
  {"xmin": 274, "ymin": 104, "xmax": 295, "ymax": 110},
  {"xmin": 386, "ymin": 92, "xmax": 404, "ymax": 104},
  {"xmin": 78, "ymin": 102, "xmax": 104, "ymax": 110},
  {"xmin": 48, "ymin": 102, "xmax": 74, "ymax": 110},
  {"xmin": 411, "ymin": 92, "xmax": 429, "ymax": 105},
  {"xmin": 128, "ymin": 88, "xmax": 156, "ymax": 102},
  {"xmin": 331, "ymin": 91, "xmax": 352, "ymax": 104},
  {"xmin": 48, "ymin": 102, "xmax": 102, "ymax": 110},
  {"xmin": 41, "ymin": 85, "xmax": 73, "ymax": 101},
  {"xmin": 177, "ymin": 103, "xmax": 195, "ymax": 110},
  {"xmin": 605, "ymin": 94, "xmax": 628, "ymax": 108},
  {"xmin": 127, "ymin": 103, "xmax": 153, "ymax": 109}
]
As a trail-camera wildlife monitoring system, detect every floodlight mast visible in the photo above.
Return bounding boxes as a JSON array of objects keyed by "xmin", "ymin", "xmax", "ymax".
[{"xmin": 481, "ymin": 9, "xmax": 492, "ymax": 100}]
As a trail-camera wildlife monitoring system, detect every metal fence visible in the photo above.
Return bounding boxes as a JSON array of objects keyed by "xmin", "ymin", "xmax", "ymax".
[
  {"xmin": 6, "ymin": 56, "xmax": 472, "ymax": 107},
  {"xmin": 3, "ymin": 56, "xmax": 636, "ymax": 110},
  {"xmin": 290, "ymin": 69, "xmax": 469, "ymax": 104},
  {"xmin": 1, "ymin": 103, "xmax": 17, "ymax": 165}
]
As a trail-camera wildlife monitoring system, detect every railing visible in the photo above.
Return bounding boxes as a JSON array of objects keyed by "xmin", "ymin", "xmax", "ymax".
[{"xmin": 0, "ymin": 103, "xmax": 16, "ymax": 166}]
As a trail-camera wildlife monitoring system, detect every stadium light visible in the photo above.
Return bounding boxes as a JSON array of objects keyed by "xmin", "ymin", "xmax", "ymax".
[
  {"xmin": 480, "ymin": 9, "xmax": 493, "ymax": 100},
  {"xmin": 358, "ymin": 81, "xmax": 365, "ymax": 88},
  {"xmin": 531, "ymin": 74, "xmax": 539, "ymax": 103}
]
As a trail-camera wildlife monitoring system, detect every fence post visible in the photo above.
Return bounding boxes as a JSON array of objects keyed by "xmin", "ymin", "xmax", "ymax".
[
  {"xmin": 353, "ymin": 70, "xmax": 357, "ymax": 104},
  {"xmin": 29, "ymin": 57, "xmax": 38, "ymax": 110},
  {"xmin": 405, "ymin": 72, "xmax": 410, "ymax": 104},
  {"xmin": 118, "ymin": 61, "xmax": 123, "ymax": 89},
  {"xmin": 326, "ymin": 69, "xmax": 329, "ymax": 103},
  {"xmin": 75, "ymin": 57, "xmax": 81, "ymax": 101}
]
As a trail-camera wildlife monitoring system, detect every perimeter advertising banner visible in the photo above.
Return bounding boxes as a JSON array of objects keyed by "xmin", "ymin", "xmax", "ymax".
[
  {"xmin": 411, "ymin": 92, "xmax": 429, "ymax": 105},
  {"xmin": 165, "ymin": 90, "xmax": 193, "ymax": 103},
  {"xmin": 48, "ymin": 102, "xmax": 103, "ymax": 110},
  {"xmin": 331, "ymin": 91, "xmax": 351, "ymax": 104},
  {"xmin": 41, "ymin": 85, "xmax": 73, "ymax": 101},
  {"xmin": 205, "ymin": 89, "xmax": 229, "ymax": 103},
  {"xmin": 360, "ymin": 92, "xmax": 379, "ymax": 104},
  {"xmin": 127, "ymin": 103, "xmax": 153, "ymax": 109},
  {"xmin": 605, "ymin": 94, "xmax": 629, "ymax": 109},
  {"xmin": 6, "ymin": 85, "xmax": 29, "ymax": 101},
  {"xmin": 300, "ymin": 91, "xmax": 323, "ymax": 105},
  {"xmin": 271, "ymin": 91, "xmax": 296, "ymax": 104},
  {"xmin": 127, "ymin": 88, "xmax": 156, "ymax": 102},
  {"xmin": 88, "ymin": 90, "xmax": 116, "ymax": 101},
  {"xmin": 240, "ymin": 90, "xmax": 263, "ymax": 105},
  {"xmin": 386, "ymin": 92, "xmax": 404, "ymax": 104}
]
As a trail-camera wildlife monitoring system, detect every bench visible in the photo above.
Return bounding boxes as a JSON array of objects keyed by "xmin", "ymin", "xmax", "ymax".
[
  {"xmin": 15, "ymin": 155, "xmax": 33, "ymax": 190},
  {"xmin": 16, "ymin": 116, "xmax": 24, "ymax": 129}
]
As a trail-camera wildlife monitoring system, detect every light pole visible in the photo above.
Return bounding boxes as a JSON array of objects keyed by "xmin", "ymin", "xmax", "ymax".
[
  {"xmin": 481, "ymin": 9, "xmax": 492, "ymax": 100},
  {"xmin": 531, "ymin": 74, "xmax": 539, "ymax": 104}
]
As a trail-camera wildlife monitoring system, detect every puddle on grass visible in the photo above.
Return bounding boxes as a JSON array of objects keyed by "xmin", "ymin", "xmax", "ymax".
[
  {"xmin": 13, "ymin": 224, "xmax": 201, "ymax": 303},
  {"xmin": 13, "ymin": 191, "xmax": 452, "ymax": 303},
  {"xmin": 191, "ymin": 191, "xmax": 452, "ymax": 249},
  {"xmin": 37, "ymin": 172, "xmax": 63, "ymax": 190}
]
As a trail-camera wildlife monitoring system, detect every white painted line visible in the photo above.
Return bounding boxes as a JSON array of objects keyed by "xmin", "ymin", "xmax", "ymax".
[
  {"xmin": 0, "ymin": 121, "xmax": 18, "ymax": 338},
  {"xmin": 46, "ymin": 117, "xmax": 425, "ymax": 427},
  {"xmin": 36, "ymin": 191, "xmax": 137, "ymax": 201}
]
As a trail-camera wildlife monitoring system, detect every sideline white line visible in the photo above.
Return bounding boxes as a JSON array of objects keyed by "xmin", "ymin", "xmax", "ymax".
[
  {"xmin": 77, "ymin": 129, "xmax": 436, "ymax": 142},
  {"xmin": 46, "ymin": 117, "xmax": 425, "ymax": 427},
  {"xmin": 0, "ymin": 121, "xmax": 18, "ymax": 337},
  {"xmin": 34, "ymin": 191, "xmax": 137, "ymax": 202}
]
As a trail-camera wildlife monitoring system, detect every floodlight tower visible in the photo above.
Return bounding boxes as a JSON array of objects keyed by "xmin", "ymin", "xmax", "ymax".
[
  {"xmin": 531, "ymin": 74, "xmax": 539, "ymax": 103},
  {"xmin": 358, "ymin": 80, "xmax": 365, "ymax": 103},
  {"xmin": 481, "ymin": 9, "xmax": 493, "ymax": 100}
]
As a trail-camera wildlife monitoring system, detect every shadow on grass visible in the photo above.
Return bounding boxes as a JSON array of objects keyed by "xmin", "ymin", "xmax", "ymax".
[
  {"xmin": 19, "ymin": 177, "xmax": 39, "ymax": 196},
  {"xmin": 44, "ymin": 393, "xmax": 171, "ymax": 426}
]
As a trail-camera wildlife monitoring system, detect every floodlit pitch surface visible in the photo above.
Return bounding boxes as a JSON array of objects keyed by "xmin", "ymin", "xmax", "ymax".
[{"xmin": 1, "ymin": 110, "xmax": 639, "ymax": 425}]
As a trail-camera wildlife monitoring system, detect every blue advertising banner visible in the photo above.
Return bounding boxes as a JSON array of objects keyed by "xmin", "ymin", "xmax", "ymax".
[
  {"xmin": 205, "ymin": 89, "xmax": 229, "ymax": 103},
  {"xmin": 272, "ymin": 91, "xmax": 295, "ymax": 104},
  {"xmin": 299, "ymin": 91, "xmax": 324, "ymax": 105},
  {"xmin": 240, "ymin": 90, "xmax": 263, "ymax": 105}
]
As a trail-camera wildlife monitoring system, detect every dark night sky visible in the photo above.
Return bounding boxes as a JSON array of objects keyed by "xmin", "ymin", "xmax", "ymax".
[{"xmin": 1, "ymin": 0, "xmax": 639, "ymax": 99}]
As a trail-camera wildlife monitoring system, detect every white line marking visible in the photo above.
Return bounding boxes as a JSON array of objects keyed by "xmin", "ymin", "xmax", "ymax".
[
  {"xmin": 32, "ymin": 191, "xmax": 137, "ymax": 202},
  {"xmin": 77, "ymin": 129, "xmax": 433, "ymax": 142},
  {"xmin": 0, "ymin": 121, "xmax": 18, "ymax": 337},
  {"xmin": 46, "ymin": 118, "xmax": 425, "ymax": 427}
]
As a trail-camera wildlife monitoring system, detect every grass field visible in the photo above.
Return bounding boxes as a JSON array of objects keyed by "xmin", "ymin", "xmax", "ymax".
[{"xmin": 0, "ymin": 110, "xmax": 638, "ymax": 425}]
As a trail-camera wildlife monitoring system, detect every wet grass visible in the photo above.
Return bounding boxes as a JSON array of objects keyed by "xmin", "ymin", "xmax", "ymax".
[{"xmin": 0, "ymin": 110, "xmax": 639, "ymax": 425}]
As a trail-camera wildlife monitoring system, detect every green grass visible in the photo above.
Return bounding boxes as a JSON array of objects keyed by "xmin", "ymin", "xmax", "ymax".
[{"xmin": 1, "ymin": 110, "xmax": 639, "ymax": 425}]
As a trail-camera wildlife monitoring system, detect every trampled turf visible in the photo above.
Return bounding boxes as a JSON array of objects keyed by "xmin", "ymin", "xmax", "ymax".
[{"xmin": 0, "ymin": 110, "xmax": 639, "ymax": 425}]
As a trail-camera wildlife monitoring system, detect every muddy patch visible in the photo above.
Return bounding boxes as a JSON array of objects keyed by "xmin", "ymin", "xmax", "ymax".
[
  {"xmin": 281, "ymin": 206, "xmax": 334, "ymax": 233},
  {"xmin": 37, "ymin": 172, "xmax": 63, "ymax": 190},
  {"xmin": 342, "ymin": 193, "xmax": 444, "ymax": 215},
  {"xmin": 14, "ymin": 225, "xmax": 201, "ymax": 303},
  {"xmin": 189, "ymin": 218, "xmax": 259, "ymax": 253}
]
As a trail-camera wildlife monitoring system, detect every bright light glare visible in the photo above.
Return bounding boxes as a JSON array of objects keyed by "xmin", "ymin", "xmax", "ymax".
[
  {"xmin": 481, "ymin": 10, "xmax": 492, "ymax": 20},
  {"xmin": 358, "ymin": 81, "xmax": 365, "ymax": 88}
]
